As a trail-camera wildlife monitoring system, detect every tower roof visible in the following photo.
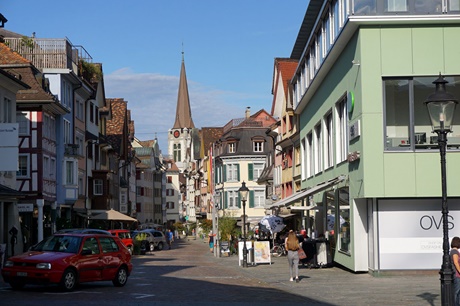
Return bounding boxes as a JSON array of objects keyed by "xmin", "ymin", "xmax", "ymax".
[{"xmin": 173, "ymin": 57, "xmax": 195, "ymax": 129}]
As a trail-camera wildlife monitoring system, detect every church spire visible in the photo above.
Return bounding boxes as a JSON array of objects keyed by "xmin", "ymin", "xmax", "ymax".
[{"xmin": 173, "ymin": 53, "xmax": 195, "ymax": 129}]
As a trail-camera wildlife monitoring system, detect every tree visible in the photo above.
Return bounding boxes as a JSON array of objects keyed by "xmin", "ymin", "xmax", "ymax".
[
  {"xmin": 218, "ymin": 213, "xmax": 237, "ymax": 242},
  {"xmin": 200, "ymin": 219, "xmax": 213, "ymax": 235}
]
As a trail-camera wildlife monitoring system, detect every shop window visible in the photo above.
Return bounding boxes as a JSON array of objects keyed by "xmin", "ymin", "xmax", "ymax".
[{"xmin": 337, "ymin": 187, "xmax": 350, "ymax": 254}]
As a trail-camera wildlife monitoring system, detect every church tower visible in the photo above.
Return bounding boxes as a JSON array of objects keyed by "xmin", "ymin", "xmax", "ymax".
[{"xmin": 168, "ymin": 53, "xmax": 195, "ymax": 172}]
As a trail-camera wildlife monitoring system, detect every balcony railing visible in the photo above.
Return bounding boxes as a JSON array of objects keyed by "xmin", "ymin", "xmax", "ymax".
[{"xmin": 4, "ymin": 37, "xmax": 92, "ymax": 73}]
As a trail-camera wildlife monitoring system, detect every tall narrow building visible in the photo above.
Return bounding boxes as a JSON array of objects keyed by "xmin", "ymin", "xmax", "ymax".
[{"xmin": 168, "ymin": 54, "xmax": 195, "ymax": 172}]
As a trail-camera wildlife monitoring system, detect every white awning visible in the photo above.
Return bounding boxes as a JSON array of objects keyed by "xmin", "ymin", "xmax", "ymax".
[
  {"xmin": 289, "ymin": 205, "xmax": 318, "ymax": 211},
  {"xmin": 270, "ymin": 175, "xmax": 346, "ymax": 209}
]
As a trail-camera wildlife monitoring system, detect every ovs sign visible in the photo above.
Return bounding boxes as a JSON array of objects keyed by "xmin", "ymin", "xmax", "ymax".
[{"xmin": 420, "ymin": 215, "xmax": 454, "ymax": 230}]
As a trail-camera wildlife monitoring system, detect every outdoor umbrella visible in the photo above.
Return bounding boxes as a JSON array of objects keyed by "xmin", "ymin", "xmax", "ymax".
[
  {"xmin": 91, "ymin": 209, "xmax": 138, "ymax": 222},
  {"xmin": 259, "ymin": 215, "xmax": 285, "ymax": 234},
  {"xmin": 258, "ymin": 223, "xmax": 271, "ymax": 233}
]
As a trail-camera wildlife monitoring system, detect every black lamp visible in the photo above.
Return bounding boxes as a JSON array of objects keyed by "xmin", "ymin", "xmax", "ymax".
[
  {"xmin": 425, "ymin": 74, "xmax": 458, "ymax": 306},
  {"xmin": 238, "ymin": 181, "xmax": 249, "ymax": 268}
]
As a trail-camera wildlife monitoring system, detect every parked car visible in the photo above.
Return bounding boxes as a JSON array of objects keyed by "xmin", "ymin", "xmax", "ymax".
[
  {"xmin": 132, "ymin": 229, "xmax": 166, "ymax": 252},
  {"xmin": 138, "ymin": 223, "xmax": 163, "ymax": 231},
  {"xmin": 1, "ymin": 233, "xmax": 133, "ymax": 291},
  {"xmin": 55, "ymin": 228, "xmax": 111, "ymax": 235},
  {"xmin": 109, "ymin": 229, "xmax": 133, "ymax": 254}
]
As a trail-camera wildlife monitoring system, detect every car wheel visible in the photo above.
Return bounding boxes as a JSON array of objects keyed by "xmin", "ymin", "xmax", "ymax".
[
  {"xmin": 9, "ymin": 279, "xmax": 25, "ymax": 290},
  {"xmin": 157, "ymin": 242, "xmax": 164, "ymax": 251},
  {"xmin": 60, "ymin": 268, "xmax": 77, "ymax": 291},
  {"xmin": 149, "ymin": 243, "xmax": 155, "ymax": 252},
  {"xmin": 113, "ymin": 266, "xmax": 128, "ymax": 287}
]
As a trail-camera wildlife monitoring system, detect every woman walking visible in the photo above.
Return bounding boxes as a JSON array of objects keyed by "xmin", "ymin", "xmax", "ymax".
[
  {"xmin": 450, "ymin": 236, "xmax": 460, "ymax": 305},
  {"xmin": 285, "ymin": 230, "xmax": 300, "ymax": 283}
]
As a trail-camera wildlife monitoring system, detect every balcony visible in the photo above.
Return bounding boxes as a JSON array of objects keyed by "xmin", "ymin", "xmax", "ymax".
[{"xmin": 4, "ymin": 37, "xmax": 92, "ymax": 75}]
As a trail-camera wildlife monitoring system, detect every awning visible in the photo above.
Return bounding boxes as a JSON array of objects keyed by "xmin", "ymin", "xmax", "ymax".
[
  {"xmin": 270, "ymin": 175, "xmax": 346, "ymax": 209},
  {"xmin": 290, "ymin": 205, "xmax": 318, "ymax": 211}
]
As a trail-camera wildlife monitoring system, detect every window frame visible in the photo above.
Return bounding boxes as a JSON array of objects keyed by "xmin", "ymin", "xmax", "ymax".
[
  {"xmin": 17, "ymin": 154, "xmax": 29, "ymax": 177},
  {"xmin": 94, "ymin": 179, "xmax": 103, "ymax": 195}
]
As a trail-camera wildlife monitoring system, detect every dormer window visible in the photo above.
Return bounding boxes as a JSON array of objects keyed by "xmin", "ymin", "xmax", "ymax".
[
  {"xmin": 253, "ymin": 141, "xmax": 264, "ymax": 152},
  {"xmin": 228, "ymin": 142, "xmax": 236, "ymax": 153}
]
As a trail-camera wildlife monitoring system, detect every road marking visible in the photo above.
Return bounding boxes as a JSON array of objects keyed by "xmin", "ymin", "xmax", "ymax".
[
  {"xmin": 45, "ymin": 291, "xmax": 103, "ymax": 295},
  {"xmin": 132, "ymin": 293, "xmax": 155, "ymax": 299}
]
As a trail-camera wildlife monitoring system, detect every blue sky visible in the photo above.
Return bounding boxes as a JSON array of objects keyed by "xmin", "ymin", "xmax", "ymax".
[{"xmin": 2, "ymin": 1, "xmax": 307, "ymax": 151}]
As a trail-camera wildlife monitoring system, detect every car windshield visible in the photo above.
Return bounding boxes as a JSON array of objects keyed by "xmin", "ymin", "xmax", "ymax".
[{"xmin": 31, "ymin": 235, "xmax": 82, "ymax": 253}]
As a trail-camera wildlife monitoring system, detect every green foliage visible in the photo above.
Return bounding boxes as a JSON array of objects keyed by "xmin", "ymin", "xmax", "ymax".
[
  {"xmin": 173, "ymin": 221, "xmax": 185, "ymax": 232},
  {"xmin": 79, "ymin": 60, "xmax": 102, "ymax": 82},
  {"xmin": 199, "ymin": 219, "xmax": 213, "ymax": 235},
  {"xmin": 218, "ymin": 213, "xmax": 238, "ymax": 242},
  {"xmin": 20, "ymin": 36, "xmax": 34, "ymax": 49}
]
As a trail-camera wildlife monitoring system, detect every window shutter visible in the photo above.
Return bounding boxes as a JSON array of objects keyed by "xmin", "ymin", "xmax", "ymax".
[
  {"xmin": 248, "ymin": 163, "xmax": 253, "ymax": 181},
  {"xmin": 223, "ymin": 165, "xmax": 227, "ymax": 182},
  {"xmin": 238, "ymin": 192, "xmax": 241, "ymax": 208},
  {"xmin": 249, "ymin": 190, "xmax": 254, "ymax": 208},
  {"xmin": 224, "ymin": 191, "xmax": 228, "ymax": 209},
  {"xmin": 236, "ymin": 164, "xmax": 240, "ymax": 181}
]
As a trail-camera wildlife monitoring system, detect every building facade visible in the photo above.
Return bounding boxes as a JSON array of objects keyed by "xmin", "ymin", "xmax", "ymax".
[{"xmin": 287, "ymin": 0, "xmax": 460, "ymax": 273}]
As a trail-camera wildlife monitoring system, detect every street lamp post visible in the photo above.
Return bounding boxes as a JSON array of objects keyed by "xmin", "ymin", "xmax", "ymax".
[
  {"xmin": 425, "ymin": 74, "xmax": 458, "ymax": 306},
  {"xmin": 213, "ymin": 192, "xmax": 221, "ymax": 257},
  {"xmin": 238, "ymin": 181, "xmax": 249, "ymax": 268}
]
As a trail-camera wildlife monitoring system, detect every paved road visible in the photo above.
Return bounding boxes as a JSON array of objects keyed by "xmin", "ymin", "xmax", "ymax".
[{"xmin": 0, "ymin": 236, "xmax": 442, "ymax": 305}]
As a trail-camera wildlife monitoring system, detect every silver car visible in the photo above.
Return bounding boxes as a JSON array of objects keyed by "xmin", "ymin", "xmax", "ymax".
[{"xmin": 133, "ymin": 229, "xmax": 166, "ymax": 252}]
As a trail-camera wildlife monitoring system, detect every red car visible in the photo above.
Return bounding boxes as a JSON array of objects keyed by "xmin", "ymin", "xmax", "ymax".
[
  {"xmin": 1, "ymin": 233, "xmax": 133, "ymax": 291},
  {"xmin": 108, "ymin": 229, "xmax": 134, "ymax": 254}
]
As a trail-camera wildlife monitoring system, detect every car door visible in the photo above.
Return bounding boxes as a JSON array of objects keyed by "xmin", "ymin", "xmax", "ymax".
[
  {"xmin": 78, "ymin": 236, "xmax": 104, "ymax": 282},
  {"xmin": 98, "ymin": 236, "xmax": 123, "ymax": 280}
]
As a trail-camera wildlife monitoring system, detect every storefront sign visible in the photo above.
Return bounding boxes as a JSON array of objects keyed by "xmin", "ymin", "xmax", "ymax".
[
  {"xmin": 378, "ymin": 198, "xmax": 460, "ymax": 270},
  {"xmin": 0, "ymin": 123, "xmax": 19, "ymax": 171},
  {"xmin": 17, "ymin": 203, "xmax": 34, "ymax": 212}
]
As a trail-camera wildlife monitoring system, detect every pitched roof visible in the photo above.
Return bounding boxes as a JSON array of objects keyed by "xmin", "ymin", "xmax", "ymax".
[
  {"xmin": 106, "ymin": 98, "xmax": 128, "ymax": 154},
  {"xmin": 0, "ymin": 42, "xmax": 30, "ymax": 65},
  {"xmin": 172, "ymin": 58, "xmax": 195, "ymax": 129},
  {"xmin": 0, "ymin": 43, "xmax": 69, "ymax": 113},
  {"xmin": 271, "ymin": 58, "xmax": 298, "ymax": 115},
  {"xmin": 200, "ymin": 127, "xmax": 223, "ymax": 156}
]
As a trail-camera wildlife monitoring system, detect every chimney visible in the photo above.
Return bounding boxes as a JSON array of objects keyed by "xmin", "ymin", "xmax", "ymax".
[{"xmin": 245, "ymin": 107, "xmax": 251, "ymax": 119}]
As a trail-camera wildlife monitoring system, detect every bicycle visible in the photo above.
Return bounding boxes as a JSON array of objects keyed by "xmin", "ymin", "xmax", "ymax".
[{"xmin": 270, "ymin": 243, "xmax": 286, "ymax": 257}]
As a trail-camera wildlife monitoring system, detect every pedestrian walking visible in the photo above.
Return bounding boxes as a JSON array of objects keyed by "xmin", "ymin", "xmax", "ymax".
[
  {"xmin": 285, "ymin": 229, "xmax": 300, "ymax": 283},
  {"xmin": 9, "ymin": 225, "xmax": 18, "ymax": 256},
  {"xmin": 167, "ymin": 229, "xmax": 174, "ymax": 249},
  {"xmin": 450, "ymin": 236, "xmax": 460, "ymax": 305},
  {"xmin": 208, "ymin": 232, "xmax": 214, "ymax": 253}
]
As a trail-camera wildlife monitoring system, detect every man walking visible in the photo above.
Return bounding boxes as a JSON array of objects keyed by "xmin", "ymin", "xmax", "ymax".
[{"xmin": 167, "ymin": 229, "xmax": 174, "ymax": 249}]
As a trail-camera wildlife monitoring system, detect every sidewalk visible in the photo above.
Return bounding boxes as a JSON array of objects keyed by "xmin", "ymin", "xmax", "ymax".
[{"xmin": 190, "ymin": 237, "xmax": 441, "ymax": 306}]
